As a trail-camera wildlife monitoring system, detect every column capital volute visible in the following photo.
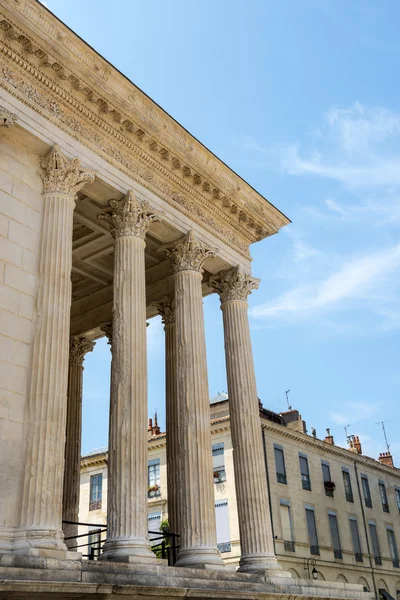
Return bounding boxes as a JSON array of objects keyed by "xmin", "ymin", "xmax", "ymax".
[
  {"xmin": 155, "ymin": 296, "xmax": 175, "ymax": 326},
  {"xmin": 98, "ymin": 190, "xmax": 162, "ymax": 240},
  {"xmin": 158, "ymin": 230, "xmax": 216, "ymax": 274},
  {"xmin": 0, "ymin": 106, "xmax": 17, "ymax": 127},
  {"xmin": 100, "ymin": 322, "xmax": 113, "ymax": 351},
  {"xmin": 40, "ymin": 144, "xmax": 96, "ymax": 196},
  {"xmin": 209, "ymin": 266, "xmax": 260, "ymax": 304},
  {"xmin": 69, "ymin": 336, "xmax": 95, "ymax": 367}
]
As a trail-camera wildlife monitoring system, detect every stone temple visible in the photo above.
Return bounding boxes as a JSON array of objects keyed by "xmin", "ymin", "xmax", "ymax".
[{"xmin": 0, "ymin": 1, "xmax": 372, "ymax": 598}]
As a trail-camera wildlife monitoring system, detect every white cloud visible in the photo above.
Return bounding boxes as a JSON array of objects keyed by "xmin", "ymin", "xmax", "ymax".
[
  {"xmin": 252, "ymin": 243, "xmax": 400, "ymax": 320},
  {"xmin": 329, "ymin": 402, "xmax": 383, "ymax": 427}
]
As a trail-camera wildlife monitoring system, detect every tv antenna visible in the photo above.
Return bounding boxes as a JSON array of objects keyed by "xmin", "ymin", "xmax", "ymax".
[
  {"xmin": 376, "ymin": 420, "xmax": 391, "ymax": 453},
  {"xmin": 285, "ymin": 389, "xmax": 292, "ymax": 410},
  {"xmin": 344, "ymin": 424, "xmax": 351, "ymax": 440}
]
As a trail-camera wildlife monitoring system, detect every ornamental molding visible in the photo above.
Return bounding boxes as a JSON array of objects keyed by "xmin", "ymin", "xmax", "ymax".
[
  {"xmin": 0, "ymin": 104, "xmax": 16, "ymax": 126},
  {"xmin": 155, "ymin": 296, "xmax": 175, "ymax": 326},
  {"xmin": 98, "ymin": 190, "xmax": 162, "ymax": 240},
  {"xmin": 69, "ymin": 335, "xmax": 95, "ymax": 366},
  {"xmin": 209, "ymin": 266, "xmax": 260, "ymax": 303},
  {"xmin": 159, "ymin": 230, "xmax": 216, "ymax": 274},
  {"xmin": 41, "ymin": 144, "xmax": 95, "ymax": 196},
  {"xmin": 0, "ymin": 3, "xmax": 290, "ymax": 258}
]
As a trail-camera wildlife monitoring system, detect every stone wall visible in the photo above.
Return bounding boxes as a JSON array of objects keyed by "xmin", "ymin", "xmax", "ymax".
[{"xmin": 0, "ymin": 126, "xmax": 43, "ymax": 548}]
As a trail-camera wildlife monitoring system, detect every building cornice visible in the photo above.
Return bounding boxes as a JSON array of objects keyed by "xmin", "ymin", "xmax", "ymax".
[{"xmin": 0, "ymin": 1, "xmax": 290, "ymax": 258}]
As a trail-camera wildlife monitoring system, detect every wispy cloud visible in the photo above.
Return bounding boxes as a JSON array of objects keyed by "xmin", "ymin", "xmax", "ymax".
[
  {"xmin": 329, "ymin": 402, "xmax": 383, "ymax": 427},
  {"xmin": 252, "ymin": 243, "xmax": 400, "ymax": 323}
]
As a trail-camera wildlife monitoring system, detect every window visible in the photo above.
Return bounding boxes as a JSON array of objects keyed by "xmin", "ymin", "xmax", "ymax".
[
  {"xmin": 379, "ymin": 482, "xmax": 390, "ymax": 513},
  {"xmin": 369, "ymin": 521, "xmax": 382, "ymax": 566},
  {"xmin": 89, "ymin": 473, "xmax": 102, "ymax": 510},
  {"xmin": 148, "ymin": 458, "xmax": 160, "ymax": 497},
  {"xmin": 148, "ymin": 512, "xmax": 161, "ymax": 546},
  {"xmin": 280, "ymin": 500, "xmax": 295, "ymax": 552},
  {"xmin": 215, "ymin": 500, "xmax": 231, "ymax": 553},
  {"xmin": 274, "ymin": 445, "xmax": 287, "ymax": 484},
  {"xmin": 349, "ymin": 517, "xmax": 363, "ymax": 562},
  {"xmin": 88, "ymin": 528, "xmax": 102, "ymax": 559},
  {"xmin": 212, "ymin": 443, "xmax": 226, "ymax": 483},
  {"xmin": 328, "ymin": 512, "xmax": 343, "ymax": 559},
  {"xmin": 361, "ymin": 476, "xmax": 373, "ymax": 508},
  {"xmin": 299, "ymin": 454, "xmax": 311, "ymax": 491},
  {"xmin": 342, "ymin": 469, "xmax": 354, "ymax": 503},
  {"xmin": 396, "ymin": 488, "xmax": 400, "ymax": 513},
  {"xmin": 387, "ymin": 528, "xmax": 399, "ymax": 568},
  {"xmin": 305, "ymin": 507, "xmax": 319, "ymax": 555},
  {"xmin": 322, "ymin": 461, "xmax": 334, "ymax": 497}
]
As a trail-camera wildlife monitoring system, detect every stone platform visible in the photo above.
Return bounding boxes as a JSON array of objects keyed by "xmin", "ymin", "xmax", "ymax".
[{"xmin": 0, "ymin": 554, "xmax": 373, "ymax": 600}]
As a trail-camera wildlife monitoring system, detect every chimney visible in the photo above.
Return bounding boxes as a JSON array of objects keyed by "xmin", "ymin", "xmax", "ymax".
[
  {"xmin": 148, "ymin": 418, "xmax": 153, "ymax": 439},
  {"xmin": 324, "ymin": 428, "xmax": 334, "ymax": 445},
  {"xmin": 280, "ymin": 409, "xmax": 307, "ymax": 434},
  {"xmin": 353, "ymin": 435, "xmax": 362, "ymax": 454},
  {"xmin": 379, "ymin": 452, "xmax": 394, "ymax": 468},
  {"xmin": 152, "ymin": 412, "xmax": 160, "ymax": 435}
]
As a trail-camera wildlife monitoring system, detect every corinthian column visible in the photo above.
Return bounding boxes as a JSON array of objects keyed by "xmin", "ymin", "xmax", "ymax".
[
  {"xmin": 98, "ymin": 191, "xmax": 161, "ymax": 562},
  {"xmin": 209, "ymin": 267, "xmax": 280, "ymax": 573},
  {"xmin": 62, "ymin": 336, "xmax": 95, "ymax": 548},
  {"xmin": 159, "ymin": 231, "xmax": 223, "ymax": 568},
  {"xmin": 17, "ymin": 145, "xmax": 95, "ymax": 554},
  {"xmin": 156, "ymin": 297, "xmax": 180, "ymax": 548}
]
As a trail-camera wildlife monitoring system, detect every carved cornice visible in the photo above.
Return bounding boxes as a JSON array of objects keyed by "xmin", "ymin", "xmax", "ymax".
[
  {"xmin": 69, "ymin": 335, "xmax": 95, "ymax": 366},
  {"xmin": 40, "ymin": 144, "xmax": 95, "ymax": 196},
  {"xmin": 98, "ymin": 190, "xmax": 162, "ymax": 240},
  {"xmin": 159, "ymin": 230, "xmax": 216, "ymax": 274},
  {"xmin": 155, "ymin": 296, "xmax": 175, "ymax": 326},
  {"xmin": 0, "ymin": 104, "xmax": 16, "ymax": 126},
  {"xmin": 209, "ymin": 266, "xmax": 260, "ymax": 304},
  {"xmin": 0, "ymin": 4, "xmax": 290, "ymax": 258}
]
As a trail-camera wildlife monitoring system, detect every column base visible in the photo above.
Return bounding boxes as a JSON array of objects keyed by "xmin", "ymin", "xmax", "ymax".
[
  {"xmin": 12, "ymin": 528, "xmax": 74, "ymax": 559},
  {"xmin": 175, "ymin": 547, "xmax": 224, "ymax": 569},
  {"xmin": 98, "ymin": 538, "xmax": 158, "ymax": 564},
  {"xmin": 238, "ymin": 553, "xmax": 287, "ymax": 575}
]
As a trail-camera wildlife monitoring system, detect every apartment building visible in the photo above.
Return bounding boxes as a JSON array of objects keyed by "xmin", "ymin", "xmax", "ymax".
[{"xmin": 78, "ymin": 395, "xmax": 400, "ymax": 599}]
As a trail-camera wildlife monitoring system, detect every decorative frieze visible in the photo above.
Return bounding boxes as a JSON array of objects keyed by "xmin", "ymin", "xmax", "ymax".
[
  {"xmin": 98, "ymin": 190, "xmax": 162, "ymax": 240},
  {"xmin": 0, "ymin": 105, "xmax": 16, "ymax": 126},
  {"xmin": 209, "ymin": 266, "xmax": 260, "ymax": 304},
  {"xmin": 159, "ymin": 230, "xmax": 216, "ymax": 274}
]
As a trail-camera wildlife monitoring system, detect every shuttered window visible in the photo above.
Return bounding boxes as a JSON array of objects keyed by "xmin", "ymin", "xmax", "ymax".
[
  {"xmin": 369, "ymin": 521, "xmax": 381, "ymax": 565},
  {"xmin": 299, "ymin": 455, "xmax": 311, "ymax": 490},
  {"xmin": 328, "ymin": 512, "xmax": 342, "ymax": 558},
  {"xmin": 387, "ymin": 528, "xmax": 399, "ymax": 566},
  {"xmin": 305, "ymin": 507, "xmax": 319, "ymax": 554},
  {"xmin": 148, "ymin": 512, "xmax": 161, "ymax": 544},
  {"xmin": 215, "ymin": 500, "xmax": 230, "ymax": 544},
  {"xmin": 274, "ymin": 446, "xmax": 287, "ymax": 484},
  {"xmin": 349, "ymin": 517, "xmax": 363, "ymax": 561},
  {"xmin": 212, "ymin": 443, "xmax": 226, "ymax": 482}
]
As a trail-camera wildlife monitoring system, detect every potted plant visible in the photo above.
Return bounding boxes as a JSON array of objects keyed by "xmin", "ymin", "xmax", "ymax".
[{"xmin": 324, "ymin": 481, "xmax": 335, "ymax": 492}]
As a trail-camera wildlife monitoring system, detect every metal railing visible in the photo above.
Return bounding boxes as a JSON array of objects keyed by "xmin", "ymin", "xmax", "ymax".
[{"xmin": 63, "ymin": 520, "xmax": 180, "ymax": 565}]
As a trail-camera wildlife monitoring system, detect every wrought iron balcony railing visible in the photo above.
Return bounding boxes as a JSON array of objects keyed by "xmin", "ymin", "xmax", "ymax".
[
  {"xmin": 276, "ymin": 472, "xmax": 287, "ymax": 485},
  {"xmin": 284, "ymin": 540, "xmax": 295, "ymax": 552}
]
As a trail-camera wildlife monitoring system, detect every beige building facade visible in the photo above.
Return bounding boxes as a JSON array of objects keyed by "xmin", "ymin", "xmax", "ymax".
[
  {"xmin": 0, "ymin": 0, "xmax": 374, "ymax": 598},
  {"xmin": 79, "ymin": 398, "xmax": 400, "ymax": 599}
]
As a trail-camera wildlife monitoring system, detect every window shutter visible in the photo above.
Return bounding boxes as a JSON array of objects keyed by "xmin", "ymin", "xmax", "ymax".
[
  {"xmin": 215, "ymin": 500, "xmax": 230, "ymax": 544},
  {"xmin": 280, "ymin": 503, "xmax": 292, "ymax": 541}
]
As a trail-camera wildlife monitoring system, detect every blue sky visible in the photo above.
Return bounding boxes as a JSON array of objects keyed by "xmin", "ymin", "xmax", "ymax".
[{"xmin": 44, "ymin": 1, "xmax": 400, "ymax": 463}]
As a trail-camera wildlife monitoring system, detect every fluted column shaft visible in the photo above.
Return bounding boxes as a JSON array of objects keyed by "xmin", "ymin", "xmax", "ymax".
[
  {"xmin": 16, "ymin": 145, "xmax": 95, "ymax": 553},
  {"xmin": 159, "ymin": 231, "xmax": 223, "ymax": 568},
  {"xmin": 98, "ymin": 191, "xmax": 161, "ymax": 562},
  {"xmin": 210, "ymin": 266, "xmax": 280, "ymax": 573},
  {"xmin": 62, "ymin": 337, "xmax": 94, "ymax": 548}
]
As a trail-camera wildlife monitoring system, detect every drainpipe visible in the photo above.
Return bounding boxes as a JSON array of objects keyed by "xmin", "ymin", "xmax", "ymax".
[
  {"xmin": 262, "ymin": 426, "xmax": 276, "ymax": 554},
  {"xmin": 354, "ymin": 461, "xmax": 378, "ymax": 600}
]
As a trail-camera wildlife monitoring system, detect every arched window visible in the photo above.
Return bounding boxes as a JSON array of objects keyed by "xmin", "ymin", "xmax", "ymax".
[
  {"xmin": 358, "ymin": 577, "xmax": 370, "ymax": 593},
  {"xmin": 337, "ymin": 574, "xmax": 348, "ymax": 583}
]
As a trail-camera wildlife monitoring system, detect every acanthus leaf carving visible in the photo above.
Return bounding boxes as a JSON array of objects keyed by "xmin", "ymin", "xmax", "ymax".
[
  {"xmin": 0, "ymin": 105, "xmax": 17, "ymax": 127},
  {"xmin": 155, "ymin": 296, "xmax": 175, "ymax": 326},
  {"xmin": 158, "ymin": 230, "xmax": 216, "ymax": 274},
  {"xmin": 69, "ymin": 336, "xmax": 95, "ymax": 366},
  {"xmin": 97, "ymin": 190, "xmax": 162, "ymax": 240},
  {"xmin": 40, "ymin": 144, "xmax": 95, "ymax": 196},
  {"xmin": 100, "ymin": 322, "xmax": 113, "ymax": 351},
  {"xmin": 209, "ymin": 266, "xmax": 260, "ymax": 303}
]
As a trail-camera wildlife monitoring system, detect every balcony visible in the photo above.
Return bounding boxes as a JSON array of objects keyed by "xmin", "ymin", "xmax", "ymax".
[
  {"xmin": 284, "ymin": 540, "xmax": 295, "ymax": 552},
  {"xmin": 89, "ymin": 500, "xmax": 102, "ymax": 511},
  {"xmin": 277, "ymin": 473, "xmax": 287, "ymax": 485},
  {"xmin": 382, "ymin": 503, "xmax": 390, "ymax": 513},
  {"xmin": 374, "ymin": 556, "xmax": 382, "ymax": 566},
  {"xmin": 334, "ymin": 549, "xmax": 343, "ymax": 559},
  {"xmin": 355, "ymin": 553, "xmax": 363, "ymax": 563},
  {"xmin": 217, "ymin": 542, "xmax": 231, "ymax": 553},
  {"xmin": 302, "ymin": 479, "xmax": 311, "ymax": 491},
  {"xmin": 310, "ymin": 545, "xmax": 320, "ymax": 556},
  {"xmin": 148, "ymin": 485, "xmax": 161, "ymax": 498},
  {"xmin": 345, "ymin": 492, "xmax": 354, "ymax": 503},
  {"xmin": 213, "ymin": 469, "xmax": 226, "ymax": 484}
]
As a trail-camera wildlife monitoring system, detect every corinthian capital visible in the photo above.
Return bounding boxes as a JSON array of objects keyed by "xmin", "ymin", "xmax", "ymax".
[
  {"xmin": 98, "ymin": 190, "xmax": 162, "ymax": 240},
  {"xmin": 158, "ymin": 230, "xmax": 216, "ymax": 274},
  {"xmin": 40, "ymin": 144, "xmax": 96, "ymax": 196},
  {"xmin": 69, "ymin": 336, "xmax": 95, "ymax": 366},
  {"xmin": 156, "ymin": 296, "xmax": 175, "ymax": 326},
  {"xmin": 209, "ymin": 266, "xmax": 260, "ymax": 303},
  {"xmin": 0, "ymin": 107, "xmax": 17, "ymax": 127}
]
